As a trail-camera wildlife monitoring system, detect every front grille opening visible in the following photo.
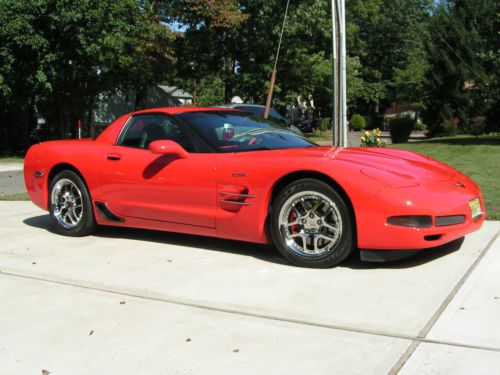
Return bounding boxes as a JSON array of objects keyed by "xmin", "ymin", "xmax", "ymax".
[{"xmin": 424, "ymin": 234, "xmax": 442, "ymax": 241}]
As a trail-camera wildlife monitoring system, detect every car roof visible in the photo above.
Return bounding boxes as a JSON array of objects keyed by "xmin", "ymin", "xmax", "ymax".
[{"xmin": 130, "ymin": 106, "xmax": 240, "ymax": 116}]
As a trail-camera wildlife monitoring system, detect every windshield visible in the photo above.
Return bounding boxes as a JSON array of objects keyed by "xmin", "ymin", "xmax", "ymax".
[
  {"xmin": 234, "ymin": 105, "xmax": 286, "ymax": 124},
  {"xmin": 173, "ymin": 111, "xmax": 316, "ymax": 153}
]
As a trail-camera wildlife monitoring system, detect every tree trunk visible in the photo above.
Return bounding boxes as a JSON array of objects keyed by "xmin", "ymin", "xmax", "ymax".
[
  {"xmin": 135, "ymin": 86, "xmax": 147, "ymax": 110},
  {"xmin": 192, "ymin": 79, "xmax": 197, "ymax": 106}
]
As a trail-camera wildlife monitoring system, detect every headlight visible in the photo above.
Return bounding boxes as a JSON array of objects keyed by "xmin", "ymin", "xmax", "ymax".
[{"xmin": 387, "ymin": 216, "xmax": 432, "ymax": 228}]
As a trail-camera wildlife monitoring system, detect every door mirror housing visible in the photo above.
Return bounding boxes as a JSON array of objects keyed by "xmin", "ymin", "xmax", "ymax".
[{"xmin": 148, "ymin": 140, "xmax": 189, "ymax": 159}]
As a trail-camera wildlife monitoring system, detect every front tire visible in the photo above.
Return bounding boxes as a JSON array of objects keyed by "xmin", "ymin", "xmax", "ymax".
[
  {"xmin": 49, "ymin": 170, "xmax": 96, "ymax": 236},
  {"xmin": 270, "ymin": 178, "xmax": 355, "ymax": 268}
]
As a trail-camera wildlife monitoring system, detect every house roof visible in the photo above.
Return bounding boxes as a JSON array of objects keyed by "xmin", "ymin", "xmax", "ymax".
[
  {"xmin": 158, "ymin": 85, "xmax": 193, "ymax": 99},
  {"xmin": 385, "ymin": 102, "xmax": 417, "ymax": 116}
]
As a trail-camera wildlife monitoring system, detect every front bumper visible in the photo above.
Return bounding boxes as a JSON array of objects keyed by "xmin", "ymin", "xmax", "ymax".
[{"xmin": 355, "ymin": 177, "xmax": 485, "ymax": 250}]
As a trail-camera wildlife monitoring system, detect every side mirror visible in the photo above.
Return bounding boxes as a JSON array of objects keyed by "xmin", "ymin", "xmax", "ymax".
[{"xmin": 149, "ymin": 140, "xmax": 189, "ymax": 159}]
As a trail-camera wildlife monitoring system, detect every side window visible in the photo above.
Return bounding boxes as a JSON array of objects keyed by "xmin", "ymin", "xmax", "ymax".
[{"xmin": 118, "ymin": 114, "xmax": 195, "ymax": 152}]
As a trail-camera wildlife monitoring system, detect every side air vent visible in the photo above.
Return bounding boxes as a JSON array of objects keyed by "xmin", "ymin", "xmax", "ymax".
[{"xmin": 95, "ymin": 202, "xmax": 125, "ymax": 223}]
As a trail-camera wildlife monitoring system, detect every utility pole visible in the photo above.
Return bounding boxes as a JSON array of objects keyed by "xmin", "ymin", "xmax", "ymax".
[
  {"xmin": 331, "ymin": 0, "xmax": 347, "ymax": 147},
  {"xmin": 264, "ymin": 0, "xmax": 290, "ymax": 119}
]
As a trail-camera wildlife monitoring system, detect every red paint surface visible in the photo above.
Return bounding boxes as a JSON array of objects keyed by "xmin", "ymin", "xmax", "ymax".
[{"xmin": 24, "ymin": 107, "xmax": 485, "ymax": 251}]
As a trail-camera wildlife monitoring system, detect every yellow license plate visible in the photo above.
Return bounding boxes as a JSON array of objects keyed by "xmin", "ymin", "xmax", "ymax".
[{"xmin": 469, "ymin": 198, "xmax": 482, "ymax": 220}]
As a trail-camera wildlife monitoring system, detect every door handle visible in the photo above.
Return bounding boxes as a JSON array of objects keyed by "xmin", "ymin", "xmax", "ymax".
[{"xmin": 107, "ymin": 153, "xmax": 121, "ymax": 161}]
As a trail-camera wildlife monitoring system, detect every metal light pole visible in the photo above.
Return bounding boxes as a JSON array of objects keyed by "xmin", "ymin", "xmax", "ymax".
[{"xmin": 331, "ymin": 0, "xmax": 347, "ymax": 147}]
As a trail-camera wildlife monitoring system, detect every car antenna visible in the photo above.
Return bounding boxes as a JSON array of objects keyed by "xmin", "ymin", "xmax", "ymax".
[{"xmin": 264, "ymin": 0, "xmax": 290, "ymax": 120}]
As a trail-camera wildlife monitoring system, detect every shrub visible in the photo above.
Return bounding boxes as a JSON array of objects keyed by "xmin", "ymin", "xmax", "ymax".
[
  {"xmin": 414, "ymin": 122, "xmax": 427, "ymax": 132},
  {"xmin": 360, "ymin": 128, "xmax": 386, "ymax": 147},
  {"xmin": 363, "ymin": 115, "xmax": 373, "ymax": 130},
  {"xmin": 443, "ymin": 119, "xmax": 458, "ymax": 136},
  {"xmin": 318, "ymin": 118, "xmax": 331, "ymax": 132},
  {"xmin": 350, "ymin": 114, "xmax": 366, "ymax": 131},
  {"xmin": 465, "ymin": 118, "xmax": 486, "ymax": 136},
  {"xmin": 389, "ymin": 115, "xmax": 415, "ymax": 143}
]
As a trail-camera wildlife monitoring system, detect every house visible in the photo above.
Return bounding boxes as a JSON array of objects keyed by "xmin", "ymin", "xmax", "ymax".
[
  {"xmin": 93, "ymin": 85, "xmax": 192, "ymax": 128},
  {"xmin": 158, "ymin": 85, "xmax": 193, "ymax": 105},
  {"xmin": 384, "ymin": 102, "xmax": 419, "ymax": 120}
]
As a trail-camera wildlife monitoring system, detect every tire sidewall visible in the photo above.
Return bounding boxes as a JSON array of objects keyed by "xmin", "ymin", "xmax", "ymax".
[
  {"xmin": 270, "ymin": 178, "xmax": 354, "ymax": 268},
  {"xmin": 49, "ymin": 170, "xmax": 95, "ymax": 237}
]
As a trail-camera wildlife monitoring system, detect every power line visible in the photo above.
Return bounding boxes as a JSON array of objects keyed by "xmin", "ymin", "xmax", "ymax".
[{"xmin": 426, "ymin": 22, "xmax": 489, "ymax": 84}]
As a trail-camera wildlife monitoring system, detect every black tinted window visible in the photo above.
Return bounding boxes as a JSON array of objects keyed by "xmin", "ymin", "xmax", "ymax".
[
  {"xmin": 118, "ymin": 114, "xmax": 195, "ymax": 152},
  {"xmin": 174, "ymin": 111, "xmax": 315, "ymax": 153}
]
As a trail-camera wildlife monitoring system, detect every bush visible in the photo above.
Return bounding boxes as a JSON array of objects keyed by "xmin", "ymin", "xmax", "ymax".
[
  {"xmin": 363, "ymin": 115, "xmax": 373, "ymax": 130},
  {"xmin": 350, "ymin": 114, "xmax": 366, "ymax": 131},
  {"xmin": 318, "ymin": 118, "xmax": 331, "ymax": 132},
  {"xmin": 414, "ymin": 122, "xmax": 427, "ymax": 132},
  {"xmin": 443, "ymin": 119, "xmax": 458, "ymax": 136},
  {"xmin": 389, "ymin": 115, "xmax": 415, "ymax": 143},
  {"xmin": 465, "ymin": 118, "xmax": 487, "ymax": 136}
]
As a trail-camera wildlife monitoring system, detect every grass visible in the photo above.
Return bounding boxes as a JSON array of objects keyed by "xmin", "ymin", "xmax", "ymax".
[
  {"xmin": 0, "ymin": 156, "xmax": 24, "ymax": 163},
  {"xmin": 0, "ymin": 192, "xmax": 29, "ymax": 201},
  {"xmin": 389, "ymin": 134, "xmax": 500, "ymax": 220},
  {"xmin": 304, "ymin": 130, "xmax": 334, "ymax": 143}
]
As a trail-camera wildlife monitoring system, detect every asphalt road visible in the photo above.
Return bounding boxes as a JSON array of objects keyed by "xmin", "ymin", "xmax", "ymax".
[{"xmin": 1, "ymin": 201, "xmax": 499, "ymax": 374}]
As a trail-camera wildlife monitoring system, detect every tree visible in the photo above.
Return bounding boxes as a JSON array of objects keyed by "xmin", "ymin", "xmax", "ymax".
[
  {"xmin": 0, "ymin": 0, "xmax": 176, "ymax": 150},
  {"xmin": 160, "ymin": 0, "xmax": 247, "ymax": 103},
  {"xmin": 424, "ymin": 0, "xmax": 500, "ymax": 134},
  {"xmin": 346, "ymin": 0, "xmax": 433, "ymax": 116},
  {"xmin": 0, "ymin": 0, "xmax": 46, "ymax": 151}
]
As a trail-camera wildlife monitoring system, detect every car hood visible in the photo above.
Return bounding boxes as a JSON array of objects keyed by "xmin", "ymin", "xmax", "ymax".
[
  {"xmin": 284, "ymin": 146, "xmax": 457, "ymax": 186},
  {"xmin": 334, "ymin": 147, "xmax": 455, "ymax": 181}
]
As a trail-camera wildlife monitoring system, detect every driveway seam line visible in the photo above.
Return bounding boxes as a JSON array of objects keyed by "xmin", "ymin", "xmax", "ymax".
[
  {"xmin": 2, "ymin": 263, "xmax": 500, "ymax": 354},
  {"xmin": 388, "ymin": 230, "xmax": 500, "ymax": 374}
]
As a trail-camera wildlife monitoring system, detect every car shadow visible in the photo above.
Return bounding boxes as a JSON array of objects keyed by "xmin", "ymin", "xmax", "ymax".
[
  {"xmin": 23, "ymin": 214, "xmax": 464, "ymax": 269},
  {"xmin": 22, "ymin": 214, "xmax": 288, "ymax": 266},
  {"xmin": 341, "ymin": 237, "xmax": 465, "ymax": 270}
]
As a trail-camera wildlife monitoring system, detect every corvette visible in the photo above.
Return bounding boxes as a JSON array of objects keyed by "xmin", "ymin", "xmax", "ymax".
[{"xmin": 24, "ymin": 107, "xmax": 485, "ymax": 267}]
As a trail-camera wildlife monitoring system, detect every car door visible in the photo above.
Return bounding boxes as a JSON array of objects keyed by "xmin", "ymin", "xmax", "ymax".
[{"xmin": 97, "ymin": 113, "xmax": 216, "ymax": 228}]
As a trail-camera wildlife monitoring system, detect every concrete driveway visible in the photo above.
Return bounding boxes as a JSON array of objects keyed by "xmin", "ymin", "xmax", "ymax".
[
  {"xmin": 0, "ymin": 201, "xmax": 499, "ymax": 374},
  {"xmin": 0, "ymin": 163, "xmax": 24, "ymax": 196}
]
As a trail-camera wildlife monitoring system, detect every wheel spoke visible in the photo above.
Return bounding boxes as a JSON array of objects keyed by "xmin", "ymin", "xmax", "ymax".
[
  {"xmin": 313, "ymin": 236, "xmax": 320, "ymax": 253},
  {"xmin": 286, "ymin": 218, "xmax": 301, "ymax": 228},
  {"xmin": 323, "ymin": 222, "xmax": 338, "ymax": 235},
  {"xmin": 291, "ymin": 203, "xmax": 302, "ymax": 217},
  {"xmin": 317, "ymin": 234, "xmax": 334, "ymax": 243},
  {"xmin": 70, "ymin": 210, "xmax": 79, "ymax": 225},
  {"xmin": 301, "ymin": 236, "xmax": 307, "ymax": 253},
  {"xmin": 310, "ymin": 200, "xmax": 323, "ymax": 215}
]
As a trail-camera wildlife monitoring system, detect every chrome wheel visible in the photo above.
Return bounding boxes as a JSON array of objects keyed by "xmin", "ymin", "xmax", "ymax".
[
  {"xmin": 278, "ymin": 191, "xmax": 343, "ymax": 258},
  {"xmin": 51, "ymin": 178, "xmax": 83, "ymax": 229}
]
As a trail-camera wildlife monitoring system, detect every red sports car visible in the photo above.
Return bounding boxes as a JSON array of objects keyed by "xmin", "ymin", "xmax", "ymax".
[{"xmin": 24, "ymin": 107, "xmax": 485, "ymax": 267}]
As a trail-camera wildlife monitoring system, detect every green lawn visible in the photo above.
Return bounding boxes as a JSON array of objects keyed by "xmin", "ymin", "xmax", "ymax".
[
  {"xmin": 389, "ymin": 135, "xmax": 500, "ymax": 220},
  {"xmin": 304, "ymin": 131, "xmax": 334, "ymax": 143},
  {"xmin": 0, "ymin": 156, "xmax": 24, "ymax": 163},
  {"xmin": 0, "ymin": 192, "xmax": 29, "ymax": 201}
]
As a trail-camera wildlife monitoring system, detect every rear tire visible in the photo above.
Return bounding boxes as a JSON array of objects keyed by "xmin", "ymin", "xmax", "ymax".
[
  {"xmin": 269, "ymin": 178, "xmax": 355, "ymax": 268},
  {"xmin": 49, "ymin": 170, "xmax": 96, "ymax": 237}
]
